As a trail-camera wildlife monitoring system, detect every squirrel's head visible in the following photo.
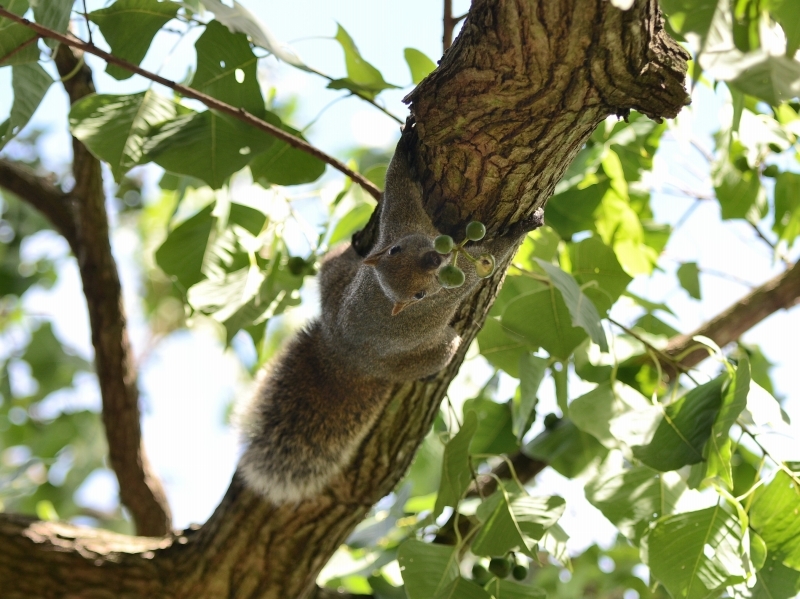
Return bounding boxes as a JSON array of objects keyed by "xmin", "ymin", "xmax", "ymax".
[{"xmin": 363, "ymin": 234, "xmax": 446, "ymax": 315}]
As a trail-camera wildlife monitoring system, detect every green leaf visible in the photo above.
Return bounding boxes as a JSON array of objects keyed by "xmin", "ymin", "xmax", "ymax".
[
  {"xmin": 0, "ymin": 62, "xmax": 53, "ymax": 149},
  {"xmin": 0, "ymin": 0, "xmax": 38, "ymax": 66},
  {"xmin": 502, "ymin": 289, "xmax": 587, "ymax": 361},
  {"xmin": 750, "ymin": 470, "xmax": 800, "ymax": 569},
  {"xmin": 198, "ymin": 0, "xmax": 310, "ymax": 71},
  {"xmin": 750, "ymin": 556, "xmax": 800, "ymax": 599},
  {"xmin": 397, "ymin": 539, "xmax": 459, "ymax": 599},
  {"xmin": 328, "ymin": 202, "xmax": 374, "ymax": 246},
  {"xmin": 21, "ymin": 322, "xmax": 90, "ymax": 401},
  {"xmin": 192, "ymin": 255, "xmax": 304, "ymax": 343},
  {"xmin": 477, "ymin": 317, "xmax": 534, "ymax": 378},
  {"xmin": 632, "ymin": 375, "xmax": 728, "ymax": 472},
  {"xmin": 434, "ymin": 577, "xmax": 492, "ymax": 599},
  {"xmin": 632, "ymin": 314, "xmax": 680, "ymax": 337},
  {"xmin": 510, "ymin": 494, "xmax": 566, "ymax": 541},
  {"xmin": 569, "ymin": 382, "xmax": 650, "ymax": 449},
  {"xmin": 33, "ymin": 0, "xmax": 74, "ymax": 49},
  {"xmin": 488, "ymin": 579, "xmax": 546, "ymax": 599},
  {"xmin": 473, "ymin": 491, "xmax": 533, "ymax": 557},
  {"xmin": 32, "ymin": 0, "xmax": 71, "ymax": 49},
  {"xmin": 524, "ymin": 418, "xmax": 608, "ymax": 479},
  {"xmin": 89, "ymin": 0, "xmax": 179, "ymax": 80},
  {"xmin": 773, "ymin": 172, "xmax": 800, "ymax": 247},
  {"xmin": 144, "ymin": 110, "xmax": 274, "ymax": 189},
  {"xmin": 155, "ymin": 204, "xmax": 214, "ymax": 289},
  {"xmin": 659, "ymin": 0, "xmax": 718, "ymax": 40},
  {"xmin": 545, "ymin": 182, "xmax": 608, "ymax": 239},
  {"xmin": 513, "ymin": 226, "xmax": 562, "ymax": 267},
  {"xmin": 464, "ymin": 394, "xmax": 518, "ymax": 456},
  {"xmin": 585, "ymin": 453, "xmax": 685, "ymax": 542},
  {"xmin": 677, "ymin": 262, "xmax": 702, "ymax": 300},
  {"xmin": 770, "ymin": 0, "xmax": 800, "ymax": 56},
  {"xmin": 643, "ymin": 502, "xmax": 750, "ymax": 599},
  {"xmin": 729, "ymin": 55, "xmax": 800, "ymax": 106},
  {"xmin": 541, "ymin": 523, "xmax": 571, "ymax": 569},
  {"xmin": 535, "ymin": 259, "xmax": 608, "ymax": 352},
  {"xmin": 568, "ymin": 236, "xmax": 632, "ymax": 314},
  {"xmin": 713, "ymin": 162, "xmax": 762, "ymax": 220},
  {"xmin": 513, "ymin": 354, "xmax": 548, "ymax": 441},
  {"xmin": 249, "ymin": 117, "xmax": 326, "ymax": 186},
  {"xmin": 191, "ymin": 20, "xmax": 265, "ymax": 117},
  {"xmin": 404, "ymin": 47, "xmax": 436, "ymax": 84},
  {"xmin": 332, "ymin": 24, "xmax": 399, "ymax": 98},
  {"xmin": 70, "ymin": 91, "xmax": 178, "ymax": 182},
  {"xmin": 434, "ymin": 411, "xmax": 478, "ymax": 517},
  {"xmin": 702, "ymin": 356, "xmax": 749, "ymax": 489}
]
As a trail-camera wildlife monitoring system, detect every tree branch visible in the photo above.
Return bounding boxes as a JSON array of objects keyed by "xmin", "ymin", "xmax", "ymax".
[
  {"xmin": 0, "ymin": 0, "xmax": 690, "ymax": 596},
  {"xmin": 0, "ymin": 7, "xmax": 382, "ymax": 202},
  {"xmin": 664, "ymin": 259, "xmax": 800, "ymax": 369},
  {"xmin": 51, "ymin": 43, "xmax": 172, "ymax": 536},
  {"xmin": 0, "ymin": 159, "xmax": 77, "ymax": 249}
]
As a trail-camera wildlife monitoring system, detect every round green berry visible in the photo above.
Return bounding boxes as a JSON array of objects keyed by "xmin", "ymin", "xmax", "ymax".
[
  {"xmin": 472, "ymin": 564, "xmax": 490, "ymax": 584},
  {"xmin": 466, "ymin": 221, "xmax": 487, "ymax": 241},
  {"xmin": 489, "ymin": 557, "xmax": 512, "ymax": 579},
  {"xmin": 475, "ymin": 253, "xmax": 496, "ymax": 279},
  {"xmin": 434, "ymin": 234, "xmax": 455, "ymax": 254},
  {"xmin": 762, "ymin": 164, "xmax": 780, "ymax": 178},
  {"xmin": 543, "ymin": 413, "xmax": 560, "ymax": 430},
  {"xmin": 512, "ymin": 564, "xmax": 529, "ymax": 581},
  {"xmin": 438, "ymin": 264, "xmax": 465, "ymax": 288},
  {"xmin": 733, "ymin": 156, "xmax": 750, "ymax": 172},
  {"xmin": 287, "ymin": 256, "xmax": 306, "ymax": 276},
  {"xmin": 768, "ymin": 142, "xmax": 783, "ymax": 153}
]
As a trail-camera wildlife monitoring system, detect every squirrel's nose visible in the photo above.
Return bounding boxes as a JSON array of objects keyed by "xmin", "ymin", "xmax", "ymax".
[{"xmin": 421, "ymin": 251, "xmax": 443, "ymax": 272}]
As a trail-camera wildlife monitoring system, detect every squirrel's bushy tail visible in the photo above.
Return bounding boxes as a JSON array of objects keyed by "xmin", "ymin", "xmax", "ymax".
[{"xmin": 235, "ymin": 321, "xmax": 391, "ymax": 504}]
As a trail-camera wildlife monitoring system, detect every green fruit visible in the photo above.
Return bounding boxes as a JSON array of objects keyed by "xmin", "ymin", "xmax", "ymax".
[
  {"xmin": 466, "ymin": 221, "xmax": 486, "ymax": 241},
  {"xmin": 768, "ymin": 142, "xmax": 783, "ymax": 153},
  {"xmin": 543, "ymin": 413, "xmax": 560, "ymax": 429},
  {"xmin": 489, "ymin": 557, "xmax": 512, "ymax": 578},
  {"xmin": 763, "ymin": 165, "xmax": 780, "ymax": 178},
  {"xmin": 472, "ymin": 564, "xmax": 490, "ymax": 584},
  {"xmin": 287, "ymin": 256, "xmax": 306, "ymax": 276},
  {"xmin": 475, "ymin": 253, "xmax": 496, "ymax": 278},
  {"xmin": 434, "ymin": 234, "xmax": 455, "ymax": 254},
  {"xmin": 438, "ymin": 264, "xmax": 465, "ymax": 288},
  {"xmin": 512, "ymin": 565, "xmax": 528, "ymax": 581},
  {"xmin": 733, "ymin": 156, "xmax": 750, "ymax": 172}
]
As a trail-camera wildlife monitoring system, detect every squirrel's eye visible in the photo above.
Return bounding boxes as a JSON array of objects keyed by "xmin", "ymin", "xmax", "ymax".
[
  {"xmin": 389, "ymin": 245, "xmax": 402, "ymax": 255},
  {"xmin": 414, "ymin": 290, "xmax": 426, "ymax": 300}
]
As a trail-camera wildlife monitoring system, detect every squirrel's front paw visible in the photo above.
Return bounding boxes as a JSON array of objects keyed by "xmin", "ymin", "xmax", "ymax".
[{"xmin": 514, "ymin": 207, "xmax": 544, "ymax": 234}]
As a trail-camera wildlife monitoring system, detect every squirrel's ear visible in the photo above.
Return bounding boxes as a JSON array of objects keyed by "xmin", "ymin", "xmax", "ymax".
[
  {"xmin": 392, "ymin": 301, "xmax": 410, "ymax": 316},
  {"xmin": 363, "ymin": 246, "xmax": 388, "ymax": 266}
]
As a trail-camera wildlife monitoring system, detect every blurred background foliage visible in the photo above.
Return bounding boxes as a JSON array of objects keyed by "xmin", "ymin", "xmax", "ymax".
[{"xmin": 1, "ymin": 0, "xmax": 800, "ymax": 597}]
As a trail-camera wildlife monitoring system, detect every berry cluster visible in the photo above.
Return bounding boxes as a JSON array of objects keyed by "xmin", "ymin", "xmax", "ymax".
[
  {"xmin": 434, "ymin": 221, "xmax": 496, "ymax": 288},
  {"xmin": 472, "ymin": 554, "xmax": 529, "ymax": 584}
]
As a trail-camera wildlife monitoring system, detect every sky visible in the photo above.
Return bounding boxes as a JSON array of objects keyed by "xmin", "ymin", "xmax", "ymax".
[{"xmin": 1, "ymin": 0, "xmax": 799, "ymax": 557}]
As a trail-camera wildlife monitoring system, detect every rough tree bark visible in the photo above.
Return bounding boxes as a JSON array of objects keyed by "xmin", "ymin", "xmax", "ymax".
[{"xmin": 0, "ymin": 0, "xmax": 689, "ymax": 597}]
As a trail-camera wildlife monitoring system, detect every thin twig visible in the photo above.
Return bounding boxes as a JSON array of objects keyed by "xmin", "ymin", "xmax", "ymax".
[
  {"xmin": 740, "ymin": 425, "xmax": 800, "ymax": 487},
  {"xmin": 608, "ymin": 316, "xmax": 692, "ymax": 376},
  {"xmin": 81, "ymin": 0, "xmax": 92, "ymax": 46},
  {"xmin": 0, "ymin": 7, "xmax": 383, "ymax": 202}
]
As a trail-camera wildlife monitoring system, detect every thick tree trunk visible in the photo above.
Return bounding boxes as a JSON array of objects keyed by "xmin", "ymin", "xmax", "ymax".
[{"xmin": 0, "ymin": 0, "xmax": 688, "ymax": 596}]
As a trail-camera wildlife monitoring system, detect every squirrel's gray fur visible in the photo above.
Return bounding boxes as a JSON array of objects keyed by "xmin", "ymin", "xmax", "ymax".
[{"xmin": 236, "ymin": 141, "xmax": 544, "ymax": 504}]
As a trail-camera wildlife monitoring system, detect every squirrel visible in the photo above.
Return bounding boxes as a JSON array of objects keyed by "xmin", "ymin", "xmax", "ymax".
[{"xmin": 235, "ymin": 137, "xmax": 544, "ymax": 504}]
